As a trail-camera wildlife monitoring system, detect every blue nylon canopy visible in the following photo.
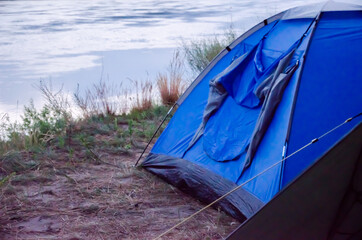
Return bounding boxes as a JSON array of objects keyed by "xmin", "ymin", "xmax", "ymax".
[
  {"xmin": 282, "ymin": 10, "xmax": 362, "ymax": 187},
  {"xmin": 143, "ymin": 0, "xmax": 362, "ymax": 222}
]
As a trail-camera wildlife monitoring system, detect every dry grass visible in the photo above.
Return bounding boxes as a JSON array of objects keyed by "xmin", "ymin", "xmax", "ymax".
[
  {"xmin": 37, "ymin": 80, "xmax": 71, "ymax": 120},
  {"xmin": 129, "ymin": 79, "xmax": 154, "ymax": 112},
  {"xmin": 157, "ymin": 51, "xmax": 186, "ymax": 106},
  {"xmin": 74, "ymin": 78, "xmax": 128, "ymax": 118},
  {"xmin": 74, "ymin": 77, "xmax": 156, "ymax": 118}
]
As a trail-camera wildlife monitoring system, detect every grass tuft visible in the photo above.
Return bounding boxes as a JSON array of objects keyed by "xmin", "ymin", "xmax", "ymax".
[
  {"xmin": 129, "ymin": 79, "xmax": 154, "ymax": 112},
  {"xmin": 157, "ymin": 51, "xmax": 185, "ymax": 106},
  {"xmin": 74, "ymin": 78, "xmax": 126, "ymax": 118}
]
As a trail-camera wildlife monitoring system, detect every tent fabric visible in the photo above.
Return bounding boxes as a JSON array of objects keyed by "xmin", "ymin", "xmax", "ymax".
[
  {"xmin": 186, "ymin": 35, "xmax": 302, "ymax": 164},
  {"xmin": 142, "ymin": 0, "xmax": 362, "ymax": 235},
  {"xmin": 281, "ymin": 0, "xmax": 362, "ymax": 20},
  {"xmin": 177, "ymin": 0, "xmax": 362, "ymax": 105},
  {"xmin": 142, "ymin": 153, "xmax": 264, "ymax": 221},
  {"xmin": 227, "ymin": 123, "xmax": 362, "ymax": 240},
  {"xmin": 184, "ymin": 77, "xmax": 228, "ymax": 157},
  {"xmin": 282, "ymin": 10, "xmax": 362, "ymax": 186},
  {"xmin": 177, "ymin": 11, "xmax": 285, "ymax": 105},
  {"xmin": 244, "ymin": 48, "xmax": 299, "ymax": 168},
  {"xmin": 178, "ymin": 17, "xmax": 316, "ymax": 201}
]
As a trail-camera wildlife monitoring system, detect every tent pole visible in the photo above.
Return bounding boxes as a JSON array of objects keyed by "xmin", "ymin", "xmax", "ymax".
[
  {"xmin": 278, "ymin": 14, "xmax": 321, "ymax": 191},
  {"xmin": 134, "ymin": 103, "xmax": 176, "ymax": 167}
]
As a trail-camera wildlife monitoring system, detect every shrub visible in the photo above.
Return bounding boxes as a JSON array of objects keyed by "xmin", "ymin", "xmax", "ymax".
[
  {"xmin": 0, "ymin": 115, "xmax": 25, "ymax": 154},
  {"xmin": 182, "ymin": 27, "xmax": 236, "ymax": 75},
  {"xmin": 22, "ymin": 100, "xmax": 68, "ymax": 145},
  {"xmin": 0, "ymin": 81, "xmax": 71, "ymax": 155}
]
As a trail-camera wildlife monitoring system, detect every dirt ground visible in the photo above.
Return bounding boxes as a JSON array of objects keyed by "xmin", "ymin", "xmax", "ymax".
[{"xmin": 0, "ymin": 141, "xmax": 239, "ymax": 240}]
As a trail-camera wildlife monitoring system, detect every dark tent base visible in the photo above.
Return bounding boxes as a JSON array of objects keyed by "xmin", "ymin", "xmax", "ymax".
[
  {"xmin": 142, "ymin": 153, "xmax": 264, "ymax": 222},
  {"xmin": 227, "ymin": 123, "xmax": 362, "ymax": 240}
]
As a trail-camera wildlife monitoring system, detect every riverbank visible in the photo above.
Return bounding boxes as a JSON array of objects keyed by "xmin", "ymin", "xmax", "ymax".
[{"xmin": 0, "ymin": 106, "xmax": 238, "ymax": 239}]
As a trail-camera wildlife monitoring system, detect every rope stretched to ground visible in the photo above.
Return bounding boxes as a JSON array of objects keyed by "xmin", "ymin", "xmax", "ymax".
[
  {"xmin": 134, "ymin": 103, "xmax": 176, "ymax": 167},
  {"xmin": 152, "ymin": 114, "xmax": 361, "ymax": 240}
]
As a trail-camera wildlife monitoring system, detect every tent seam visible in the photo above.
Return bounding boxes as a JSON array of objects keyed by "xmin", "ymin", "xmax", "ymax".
[{"xmin": 279, "ymin": 11, "xmax": 324, "ymax": 190}]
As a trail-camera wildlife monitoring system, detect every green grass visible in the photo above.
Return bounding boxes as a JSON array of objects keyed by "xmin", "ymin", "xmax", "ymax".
[{"xmin": 182, "ymin": 27, "xmax": 236, "ymax": 75}]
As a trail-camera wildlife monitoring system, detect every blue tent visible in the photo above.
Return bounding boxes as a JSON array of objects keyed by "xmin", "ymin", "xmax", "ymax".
[{"xmin": 142, "ymin": 0, "xmax": 362, "ymax": 234}]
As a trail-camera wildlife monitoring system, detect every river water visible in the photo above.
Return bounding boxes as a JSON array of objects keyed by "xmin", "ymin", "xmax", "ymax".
[{"xmin": 0, "ymin": 0, "xmax": 321, "ymax": 120}]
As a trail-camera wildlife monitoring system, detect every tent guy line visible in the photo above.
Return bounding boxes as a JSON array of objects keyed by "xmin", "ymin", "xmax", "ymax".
[
  {"xmin": 152, "ymin": 113, "xmax": 361, "ymax": 240},
  {"xmin": 134, "ymin": 102, "xmax": 177, "ymax": 167}
]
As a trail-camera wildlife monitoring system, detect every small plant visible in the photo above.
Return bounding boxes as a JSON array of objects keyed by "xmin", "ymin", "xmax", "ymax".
[
  {"xmin": 76, "ymin": 133, "xmax": 94, "ymax": 147},
  {"xmin": 57, "ymin": 136, "xmax": 66, "ymax": 148},
  {"xmin": 127, "ymin": 120, "xmax": 134, "ymax": 137},
  {"xmin": 109, "ymin": 136, "xmax": 124, "ymax": 148},
  {"xmin": 22, "ymin": 101, "xmax": 67, "ymax": 146},
  {"xmin": 113, "ymin": 118, "xmax": 118, "ymax": 131},
  {"xmin": 124, "ymin": 143, "xmax": 132, "ymax": 150},
  {"xmin": 68, "ymin": 147, "xmax": 75, "ymax": 160},
  {"xmin": 144, "ymin": 123, "xmax": 157, "ymax": 139},
  {"xmin": 98, "ymin": 124, "xmax": 111, "ymax": 135}
]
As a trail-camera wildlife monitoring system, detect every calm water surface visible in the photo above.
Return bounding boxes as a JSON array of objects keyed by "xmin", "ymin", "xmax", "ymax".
[{"xmin": 0, "ymin": 0, "xmax": 321, "ymax": 120}]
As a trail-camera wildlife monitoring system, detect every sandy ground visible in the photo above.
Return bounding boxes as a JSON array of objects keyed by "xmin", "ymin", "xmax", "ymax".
[{"xmin": 0, "ymin": 142, "xmax": 239, "ymax": 239}]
